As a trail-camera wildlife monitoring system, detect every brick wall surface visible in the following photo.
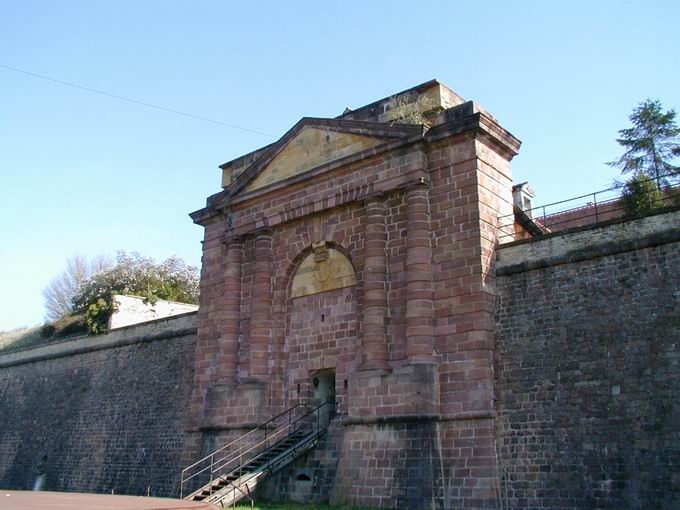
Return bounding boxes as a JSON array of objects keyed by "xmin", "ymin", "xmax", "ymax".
[
  {"xmin": 495, "ymin": 238, "xmax": 680, "ymax": 509},
  {"xmin": 258, "ymin": 415, "xmax": 346, "ymax": 504},
  {"xmin": 331, "ymin": 420, "xmax": 445, "ymax": 509},
  {"xmin": 0, "ymin": 316, "xmax": 196, "ymax": 498},
  {"xmin": 285, "ymin": 286, "xmax": 359, "ymax": 412}
]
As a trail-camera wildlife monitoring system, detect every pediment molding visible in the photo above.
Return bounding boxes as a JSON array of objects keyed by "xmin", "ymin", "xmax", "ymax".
[{"xmin": 227, "ymin": 117, "xmax": 424, "ymax": 197}]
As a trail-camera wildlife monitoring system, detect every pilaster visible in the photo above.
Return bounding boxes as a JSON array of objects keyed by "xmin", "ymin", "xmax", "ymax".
[
  {"xmin": 360, "ymin": 196, "xmax": 390, "ymax": 370},
  {"xmin": 405, "ymin": 182, "xmax": 435, "ymax": 362},
  {"xmin": 249, "ymin": 231, "xmax": 273, "ymax": 381},
  {"xmin": 218, "ymin": 237, "xmax": 243, "ymax": 382}
]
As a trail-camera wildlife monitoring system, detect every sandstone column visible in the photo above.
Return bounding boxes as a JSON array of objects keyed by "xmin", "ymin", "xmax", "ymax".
[
  {"xmin": 249, "ymin": 231, "xmax": 273, "ymax": 380},
  {"xmin": 405, "ymin": 183, "xmax": 435, "ymax": 362},
  {"xmin": 360, "ymin": 196, "xmax": 390, "ymax": 370},
  {"xmin": 217, "ymin": 238, "xmax": 243, "ymax": 382}
]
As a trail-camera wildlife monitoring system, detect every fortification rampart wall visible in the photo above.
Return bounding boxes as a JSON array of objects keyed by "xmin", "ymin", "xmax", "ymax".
[
  {"xmin": 495, "ymin": 208, "xmax": 680, "ymax": 509},
  {"xmin": 0, "ymin": 313, "xmax": 197, "ymax": 497}
]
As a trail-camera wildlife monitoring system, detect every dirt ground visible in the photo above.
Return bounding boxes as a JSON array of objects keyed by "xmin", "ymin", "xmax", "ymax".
[{"xmin": 0, "ymin": 490, "xmax": 218, "ymax": 510}]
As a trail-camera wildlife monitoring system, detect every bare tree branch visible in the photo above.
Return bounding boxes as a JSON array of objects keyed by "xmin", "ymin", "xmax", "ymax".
[{"xmin": 42, "ymin": 254, "xmax": 112, "ymax": 322}]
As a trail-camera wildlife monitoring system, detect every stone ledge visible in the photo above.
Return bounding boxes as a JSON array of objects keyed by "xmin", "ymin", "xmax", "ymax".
[
  {"xmin": 344, "ymin": 413, "xmax": 440, "ymax": 425},
  {"xmin": 497, "ymin": 207, "xmax": 680, "ymax": 276},
  {"xmin": 343, "ymin": 411, "xmax": 495, "ymax": 425},
  {"xmin": 0, "ymin": 312, "xmax": 197, "ymax": 368}
]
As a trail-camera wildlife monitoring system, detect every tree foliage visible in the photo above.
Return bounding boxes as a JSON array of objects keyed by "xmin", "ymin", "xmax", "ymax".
[
  {"xmin": 620, "ymin": 171, "xmax": 665, "ymax": 216},
  {"xmin": 42, "ymin": 254, "xmax": 112, "ymax": 322},
  {"xmin": 72, "ymin": 251, "xmax": 199, "ymax": 335},
  {"xmin": 608, "ymin": 99, "xmax": 680, "ymax": 189}
]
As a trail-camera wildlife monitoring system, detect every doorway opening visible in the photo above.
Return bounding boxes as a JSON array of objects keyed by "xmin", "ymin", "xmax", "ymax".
[{"xmin": 311, "ymin": 369, "xmax": 336, "ymax": 426}]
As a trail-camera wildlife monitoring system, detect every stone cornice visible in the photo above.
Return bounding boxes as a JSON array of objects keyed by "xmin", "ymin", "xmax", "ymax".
[
  {"xmin": 189, "ymin": 104, "xmax": 521, "ymax": 227},
  {"xmin": 190, "ymin": 134, "xmax": 426, "ymax": 226},
  {"xmin": 425, "ymin": 109, "xmax": 521, "ymax": 159},
  {"xmin": 222, "ymin": 171, "xmax": 429, "ymax": 243}
]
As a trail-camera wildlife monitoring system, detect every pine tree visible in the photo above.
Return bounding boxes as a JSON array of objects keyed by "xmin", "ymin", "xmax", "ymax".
[
  {"xmin": 620, "ymin": 171, "xmax": 664, "ymax": 216},
  {"xmin": 608, "ymin": 99, "xmax": 680, "ymax": 189}
]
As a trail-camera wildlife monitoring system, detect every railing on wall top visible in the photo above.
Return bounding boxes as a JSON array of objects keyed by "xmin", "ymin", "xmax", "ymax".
[{"xmin": 497, "ymin": 176, "xmax": 679, "ymax": 245}]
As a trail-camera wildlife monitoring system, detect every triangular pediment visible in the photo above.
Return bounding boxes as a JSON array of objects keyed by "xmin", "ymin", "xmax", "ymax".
[
  {"xmin": 228, "ymin": 118, "xmax": 423, "ymax": 196},
  {"xmin": 245, "ymin": 127, "xmax": 384, "ymax": 192}
]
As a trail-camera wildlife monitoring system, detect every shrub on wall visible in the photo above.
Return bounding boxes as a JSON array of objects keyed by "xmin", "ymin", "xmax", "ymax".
[
  {"xmin": 72, "ymin": 251, "xmax": 199, "ymax": 335},
  {"xmin": 40, "ymin": 314, "xmax": 88, "ymax": 338}
]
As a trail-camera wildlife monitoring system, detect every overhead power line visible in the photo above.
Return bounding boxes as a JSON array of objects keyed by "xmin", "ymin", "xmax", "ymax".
[{"xmin": 0, "ymin": 63, "xmax": 276, "ymax": 138}]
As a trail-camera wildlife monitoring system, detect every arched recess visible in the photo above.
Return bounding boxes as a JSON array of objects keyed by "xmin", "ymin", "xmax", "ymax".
[
  {"xmin": 283, "ymin": 241, "xmax": 359, "ymax": 414},
  {"xmin": 290, "ymin": 244, "xmax": 357, "ymax": 299}
]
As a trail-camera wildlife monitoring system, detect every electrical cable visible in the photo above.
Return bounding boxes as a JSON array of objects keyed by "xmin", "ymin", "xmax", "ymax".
[{"xmin": 0, "ymin": 63, "xmax": 277, "ymax": 138}]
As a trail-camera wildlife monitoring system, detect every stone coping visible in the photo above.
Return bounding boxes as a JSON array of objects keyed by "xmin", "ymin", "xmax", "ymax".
[
  {"xmin": 496, "ymin": 207, "xmax": 680, "ymax": 276},
  {"xmin": 0, "ymin": 312, "xmax": 197, "ymax": 368}
]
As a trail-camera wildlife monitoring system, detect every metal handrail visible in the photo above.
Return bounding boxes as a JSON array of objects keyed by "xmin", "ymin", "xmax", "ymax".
[
  {"xmin": 208, "ymin": 423, "xmax": 291, "ymax": 478},
  {"xmin": 258, "ymin": 401, "xmax": 335, "ymax": 475},
  {"xmin": 498, "ymin": 177, "xmax": 680, "ymax": 244},
  {"xmin": 180, "ymin": 401, "xmax": 334, "ymax": 499},
  {"xmin": 181, "ymin": 403, "xmax": 307, "ymax": 476},
  {"xmin": 180, "ymin": 403, "xmax": 307, "ymax": 495}
]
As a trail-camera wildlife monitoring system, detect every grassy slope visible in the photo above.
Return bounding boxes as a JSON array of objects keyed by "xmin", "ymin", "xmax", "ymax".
[
  {"xmin": 0, "ymin": 326, "xmax": 84, "ymax": 353},
  {"xmin": 0, "ymin": 326, "xmax": 43, "ymax": 352}
]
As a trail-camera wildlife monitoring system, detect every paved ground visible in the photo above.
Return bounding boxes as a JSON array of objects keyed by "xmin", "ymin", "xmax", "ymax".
[{"xmin": 0, "ymin": 491, "xmax": 219, "ymax": 510}]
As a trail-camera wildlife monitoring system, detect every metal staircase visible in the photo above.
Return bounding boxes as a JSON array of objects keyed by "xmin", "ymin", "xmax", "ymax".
[{"xmin": 181, "ymin": 402, "xmax": 334, "ymax": 508}]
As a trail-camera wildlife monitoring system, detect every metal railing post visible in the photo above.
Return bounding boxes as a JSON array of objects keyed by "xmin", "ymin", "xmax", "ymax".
[
  {"xmin": 239, "ymin": 439, "xmax": 243, "ymax": 481},
  {"xmin": 593, "ymin": 193, "xmax": 599, "ymax": 222},
  {"xmin": 209, "ymin": 453, "xmax": 214, "ymax": 495}
]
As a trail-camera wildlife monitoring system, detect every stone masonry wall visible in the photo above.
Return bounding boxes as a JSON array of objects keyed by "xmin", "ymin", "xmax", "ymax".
[
  {"xmin": 495, "ymin": 210, "xmax": 680, "ymax": 509},
  {"xmin": 0, "ymin": 313, "xmax": 196, "ymax": 497},
  {"xmin": 258, "ymin": 415, "xmax": 346, "ymax": 504},
  {"xmin": 331, "ymin": 420, "xmax": 445, "ymax": 508}
]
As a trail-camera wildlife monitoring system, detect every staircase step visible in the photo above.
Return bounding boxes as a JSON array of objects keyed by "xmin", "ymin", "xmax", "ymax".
[{"xmin": 184, "ymin": 424, "xmax": 322, "ymax": 506}]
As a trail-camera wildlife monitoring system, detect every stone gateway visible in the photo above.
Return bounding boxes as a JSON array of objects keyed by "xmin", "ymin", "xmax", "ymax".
[
  {"xmin": 186, "ymin": 80, "xmax": 518, "ymax": 508},
  {"xmin": 1, "ymin": 81, "xmax": 678, "ymax": 510}
]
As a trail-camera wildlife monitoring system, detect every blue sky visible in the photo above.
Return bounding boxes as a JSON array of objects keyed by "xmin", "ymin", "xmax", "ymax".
[{"xmin": 1, "ymin": 1, "xmax": 679, "ymax": 330}]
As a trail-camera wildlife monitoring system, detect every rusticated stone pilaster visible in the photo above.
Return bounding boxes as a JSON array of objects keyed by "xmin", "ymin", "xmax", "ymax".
[
  {"xmin": 249, "ymin": 231, "xmax": 273, "ymax": 380},
  {"xmin": 217, "ymin": 238, "xmax": 243, "ymax": 382},
  {"xmin": 360, "ymin": 196, "xmax": 390, "ymax": 370},
  {"xmin": 405, "ymin": 183, "xmax": 435, "ymax": 362}
]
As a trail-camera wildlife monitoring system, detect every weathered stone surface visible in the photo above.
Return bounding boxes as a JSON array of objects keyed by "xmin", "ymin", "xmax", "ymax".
[
  {"xmin": 290, "ymin": 247, "xmax": 357, "ymax": 298},
  {"xmin": 257, "ymin": 415, "xmax": 346, "ymax": 504},
  {"xmin": 495, "ymin": 221, "xmax": 680, "ymax": 509},
  {"xmin": 0, "ymin": 314, "xmax": 197, "ymax": 497},
  {"xmin": 109, "ymin": 295, "xmax": 198, "ymax": 330},
  {"xmin": 245, "ymin": 127, "xmax": 385, "ymax": 192},
  {"xmin": 331, "ymin": 421, "xmax": 445, "ymax": 509}
]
